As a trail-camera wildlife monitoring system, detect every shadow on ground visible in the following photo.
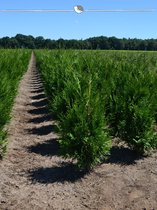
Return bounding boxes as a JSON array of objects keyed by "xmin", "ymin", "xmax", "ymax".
[
  {"xmin": 31, "ymin": 98, "xmax": 48, "ymax": 108},
  {"xmin": 28, "ymin": 107, "xmax": 49, "ymax": 115},
  {"xmin": 30, "ymin": 85, "xmax": 44, "ymax": 89},
  {"xmin": 31, "ymin": 88, "xmax": 44, "ymax": 94},
  {"xmin": 29, "ymin": 163, "xmax": 87, "ymax": 184},
  {"xmin": 28, "ymin": 114, "xmax": 52, "ymax": 124},
  {"xmin": 106, "ymin": 146, "xmax": 143, "ymax": 165},
  {"xmin": 28, "ymin": 94, "xmax": 52, "ymax": 123},
  {"xmin": 27, "ymin": 138, "xmax": 59, "ymax": 156},
  {"xmin": 26, "ymin": 124, "xmax": 56, "ymax": 136},
  {"xmin": 31, "ymin": 94, "xmax": 46, "ymax": 100}
]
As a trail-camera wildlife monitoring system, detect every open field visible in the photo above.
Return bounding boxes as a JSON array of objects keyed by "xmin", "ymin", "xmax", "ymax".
[{"xmin": 0, "ymin": 50, "xmax": 157, "ymax": 209}]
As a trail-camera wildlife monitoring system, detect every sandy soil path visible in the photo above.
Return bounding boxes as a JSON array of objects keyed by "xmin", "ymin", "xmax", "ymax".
[{"xmin": 0, "ymin": 53, "xmax": 157, "ymax": 210}]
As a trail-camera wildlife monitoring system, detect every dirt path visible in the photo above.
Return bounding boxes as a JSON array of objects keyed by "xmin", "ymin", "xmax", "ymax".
[{"xmin": 0, "ymin": 53, "xmax": 157, "ymax": 210}]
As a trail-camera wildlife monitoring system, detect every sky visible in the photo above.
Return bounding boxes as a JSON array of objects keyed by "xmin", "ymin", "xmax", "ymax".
[{"xmin": 0, "ymin": 0, "xmax": 157, "ymax": 40}]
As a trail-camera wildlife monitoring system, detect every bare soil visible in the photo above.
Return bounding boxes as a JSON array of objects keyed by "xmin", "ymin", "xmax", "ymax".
[{"xmin": 0, "ymin": 53, "xmax": 157, "ymax": 210}]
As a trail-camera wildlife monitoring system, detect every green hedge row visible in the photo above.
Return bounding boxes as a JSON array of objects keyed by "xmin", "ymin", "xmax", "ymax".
[
  {"xmin": 0, "ymin": 49, "xmax": 31, "ymax": 157},
  {"xmin": 36, "ymin": 50, "xmax": 157, "ymax": 169}
]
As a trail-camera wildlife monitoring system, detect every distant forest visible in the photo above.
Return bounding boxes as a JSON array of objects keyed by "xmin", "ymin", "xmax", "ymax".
[{"xmin": 0, "ymin": 34, "xmax": 157, "ymax": 50}]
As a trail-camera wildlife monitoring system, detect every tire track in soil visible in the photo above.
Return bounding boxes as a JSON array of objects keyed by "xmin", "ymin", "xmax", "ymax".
[{"xmin": 0, "ymin": 52, "xmax": 157, "ymax": 210}]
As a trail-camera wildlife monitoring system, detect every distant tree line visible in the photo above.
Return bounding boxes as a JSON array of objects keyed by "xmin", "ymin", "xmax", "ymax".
[{"xmin": 0, "ymin": 34, "xmax": 157, "ymax": 50}]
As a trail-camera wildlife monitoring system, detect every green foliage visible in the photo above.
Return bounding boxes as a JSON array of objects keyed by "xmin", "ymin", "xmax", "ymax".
[
  {"xmin": 59, "ymin": 97, "xmax": 111, "ymax": 170},
  {"xmin": 104, "ymin": 52, "xmax": 157, "ymax": 154},
  {"xmin": 1, "ymin": 34, "xmax": 157, "ymax": 51},
  {"xmin": 0, "ymin": 131, "xmax": 7, "ymax": 158},
  {"xmin": 36, "ymin": 50, "xmax": 157, "ymax": 169},
  {"xmin": 0, "ymin": 49, "xmax": 31, "ymax": 157},
  {"xmin": 36, "ymin": 50, "xmax": 111, "ymax": 170}
]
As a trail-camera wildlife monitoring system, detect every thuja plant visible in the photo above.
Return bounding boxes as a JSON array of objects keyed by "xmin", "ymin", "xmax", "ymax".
[
  {"xmin": 104, "ymin": 53, "xmax": 157, "ymax": 154},
  {"xmin": 59, "ymin": 75, "xmax": 111, "ymax": 170},
  {"xmin": 36, "ymin": 50, "xmax": 157, "ymax": 165},
  {"xmin": 36, "ymin": 50, "xmax": 111, "ymax": 170}
]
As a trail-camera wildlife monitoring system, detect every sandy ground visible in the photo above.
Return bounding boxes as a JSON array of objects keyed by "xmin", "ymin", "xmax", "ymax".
[{"xmin": 0, "ymin": 53, "xmax": 157, "ymax": 210}]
